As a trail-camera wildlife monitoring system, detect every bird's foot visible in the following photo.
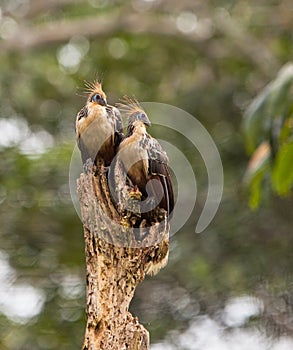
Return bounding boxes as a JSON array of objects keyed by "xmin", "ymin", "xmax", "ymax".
[
  {"xmin": 94, "ymin": 166, "xmax": 109, "ymax": 177},
  {"xmin": 128, "ymin": 186, "xmax": 142, "ymax": 200}
]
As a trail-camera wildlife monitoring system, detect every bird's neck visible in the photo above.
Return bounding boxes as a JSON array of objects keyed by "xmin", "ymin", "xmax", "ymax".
[
  {"xmin": 127, "ymin": 122, "xmax": 147, "ymax": 137},
  {"xmin": 88, "ymin": 102, "xmax": 106, "ymax": 113}
]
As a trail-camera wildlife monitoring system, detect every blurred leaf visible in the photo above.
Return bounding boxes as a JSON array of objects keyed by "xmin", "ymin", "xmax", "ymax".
[
  {"xmin": 243, "ymin": 63, "xmax": 293, "ymax": 208},
  {"xmin": 272, "ymin": 140, "xmax": 293, "ymax": 195},
  {"xmin": 243, "ymin": 142, "xmax": 270, "ymax": 209},
  {"xmin": 243, "ymin": 62, "xmax": 293, "ymax": 154},
  {"xmin": 244, "ymin": 142, "xmax": 271, "ymax": 184},
  {"xmin": 249, "ymin": 170, "xmax": 265, "ymax": 210}
]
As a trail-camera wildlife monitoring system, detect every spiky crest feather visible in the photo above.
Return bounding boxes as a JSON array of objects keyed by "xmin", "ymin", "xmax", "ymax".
[
  {"xmin": 83, "ymin": 77, "xmax": 107, "ymax": 102},
  {"xmin": 116, "ymin": 96, "xmax": 145, "ymax": 119}
]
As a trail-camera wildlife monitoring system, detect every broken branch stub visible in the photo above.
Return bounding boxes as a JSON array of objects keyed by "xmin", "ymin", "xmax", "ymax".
[{"xmin": 77, "ymin": 160, "xmax": 169, "ymax": 350}]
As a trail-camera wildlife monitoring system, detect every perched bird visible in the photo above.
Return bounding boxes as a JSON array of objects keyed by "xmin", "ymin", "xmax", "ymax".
[
  {"xmin": 75, "ymin": 80, "xmax": 123, "ymax": 167},
  {"xmin": 117, "ymin": 98, "xmax": 174, "ymax": 218}
]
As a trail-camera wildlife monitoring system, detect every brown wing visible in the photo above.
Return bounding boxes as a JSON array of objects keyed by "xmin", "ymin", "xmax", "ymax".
[
  {"xmin": 75, "ymin": 106, "xmax": 88, "ymax": 125},
  {"xmin": 75, "ymin": 106, "xmax": 91, "ymax": 163},
  {"xmin": 106, "ymin": 105, "xmax": 124, "ymax": 149},
  {"xmin": 77, "ymin": 135, "xmax": 93, "ymax": 164},
  {"xmin": 145, "ymin": 135, "xmax": 174, "ymax": 216}
]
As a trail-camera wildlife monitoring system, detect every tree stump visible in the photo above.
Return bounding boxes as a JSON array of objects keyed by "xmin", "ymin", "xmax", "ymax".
[{"xmin": 77, "ymin": 161, "xmax": 169, "ymax": 350}]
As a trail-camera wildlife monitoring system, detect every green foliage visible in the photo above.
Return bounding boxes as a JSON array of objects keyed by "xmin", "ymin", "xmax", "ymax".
[
  {"xmin": 243, "ymin": 63, "xmax": 293, "ymax": 207},
  {"xmin": 272, "ymin": 140, "xmax": 293, "ymax": 195},
  {"xmin": 248, "ymin": 166, "xmax": 268, "ymax": 210},
  {"xmin": 243, "ymin": 63, "xmax": 293, "ymax": 154}
]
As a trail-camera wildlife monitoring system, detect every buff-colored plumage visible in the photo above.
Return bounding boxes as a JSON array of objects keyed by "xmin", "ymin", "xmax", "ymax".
[
  {"xmin": 117, "ymin": 97, "xmax": 174, "ymax": 216},
  {"xmin": 75, "ymin": 80, "xmax": 123, "ymax": 166}
]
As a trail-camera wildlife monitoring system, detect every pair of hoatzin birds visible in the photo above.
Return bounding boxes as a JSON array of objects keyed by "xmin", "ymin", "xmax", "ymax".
[{"xmin": 75, "ymin": 80, "xmax": 174, "ymax": 220}]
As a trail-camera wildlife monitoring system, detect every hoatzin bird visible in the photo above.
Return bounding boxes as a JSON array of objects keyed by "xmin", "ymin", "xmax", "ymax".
[
  {"xmin": 117, "ymin": 98, "xmax": 174, "ymax": 219},
  {"xmin": 75, "ymin": 80, "xmax": 123, "ymax": 167}
]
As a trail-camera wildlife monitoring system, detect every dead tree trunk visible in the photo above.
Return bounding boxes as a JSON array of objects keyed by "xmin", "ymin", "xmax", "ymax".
[{"xmin": 77, "ymin": 161, "xmax": 169, "ymax": 350}]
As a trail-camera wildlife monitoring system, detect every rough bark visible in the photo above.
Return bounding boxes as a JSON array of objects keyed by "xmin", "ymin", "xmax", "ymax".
[{"xmin": 77, "ymin": 161, "xmax": 169, "ymax": 350}]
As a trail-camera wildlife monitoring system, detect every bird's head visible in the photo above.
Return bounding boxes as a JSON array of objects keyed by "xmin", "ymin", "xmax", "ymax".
[
  {"xmin": 129, "ymin": 111, "xmax": 151, "ymax": 127},
  {"xmin": 117, "ymin": 97, "xmax": 151, "ymax": 134},
  {"xmin": 84, "ymin": 79, "xmax": 107, "ymax": 107}
]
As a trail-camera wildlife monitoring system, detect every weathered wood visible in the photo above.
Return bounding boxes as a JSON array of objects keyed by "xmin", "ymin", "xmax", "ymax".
[{"xmin": 77, "ymin": 161, "xmax": 169, "ymax": 350}]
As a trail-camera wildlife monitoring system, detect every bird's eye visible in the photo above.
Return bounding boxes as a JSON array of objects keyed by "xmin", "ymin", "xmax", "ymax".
[
  {"xmin": 91, "ymin": 93, "xmax": 101, "ymax": 103},
  {"xmin": 138, "ymin": 113, "xmax": 145, "ymax": 120}
]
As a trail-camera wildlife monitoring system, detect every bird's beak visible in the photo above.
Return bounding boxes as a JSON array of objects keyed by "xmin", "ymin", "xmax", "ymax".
[
  {"xmin": 142, "ymin": 114, "xmax": 151, "ymax": 126},
  {"xmin": 100, "ymin": 98, "xmax": 107, "ymax": 106}
]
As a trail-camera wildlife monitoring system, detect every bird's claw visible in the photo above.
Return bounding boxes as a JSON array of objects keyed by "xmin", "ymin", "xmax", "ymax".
[
  {"xmin": 128, "ymin": 186, "xmax": 142, "ymax": 200},
  {"xmin": 94, "ymin": 166, "xmax": 109, "ymax": 177}
]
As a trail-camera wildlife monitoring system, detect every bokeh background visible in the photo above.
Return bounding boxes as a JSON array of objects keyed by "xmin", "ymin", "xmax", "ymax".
[{"xmin": 0, "ymin": 1, "xmax": 293, "ymax": 349}]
